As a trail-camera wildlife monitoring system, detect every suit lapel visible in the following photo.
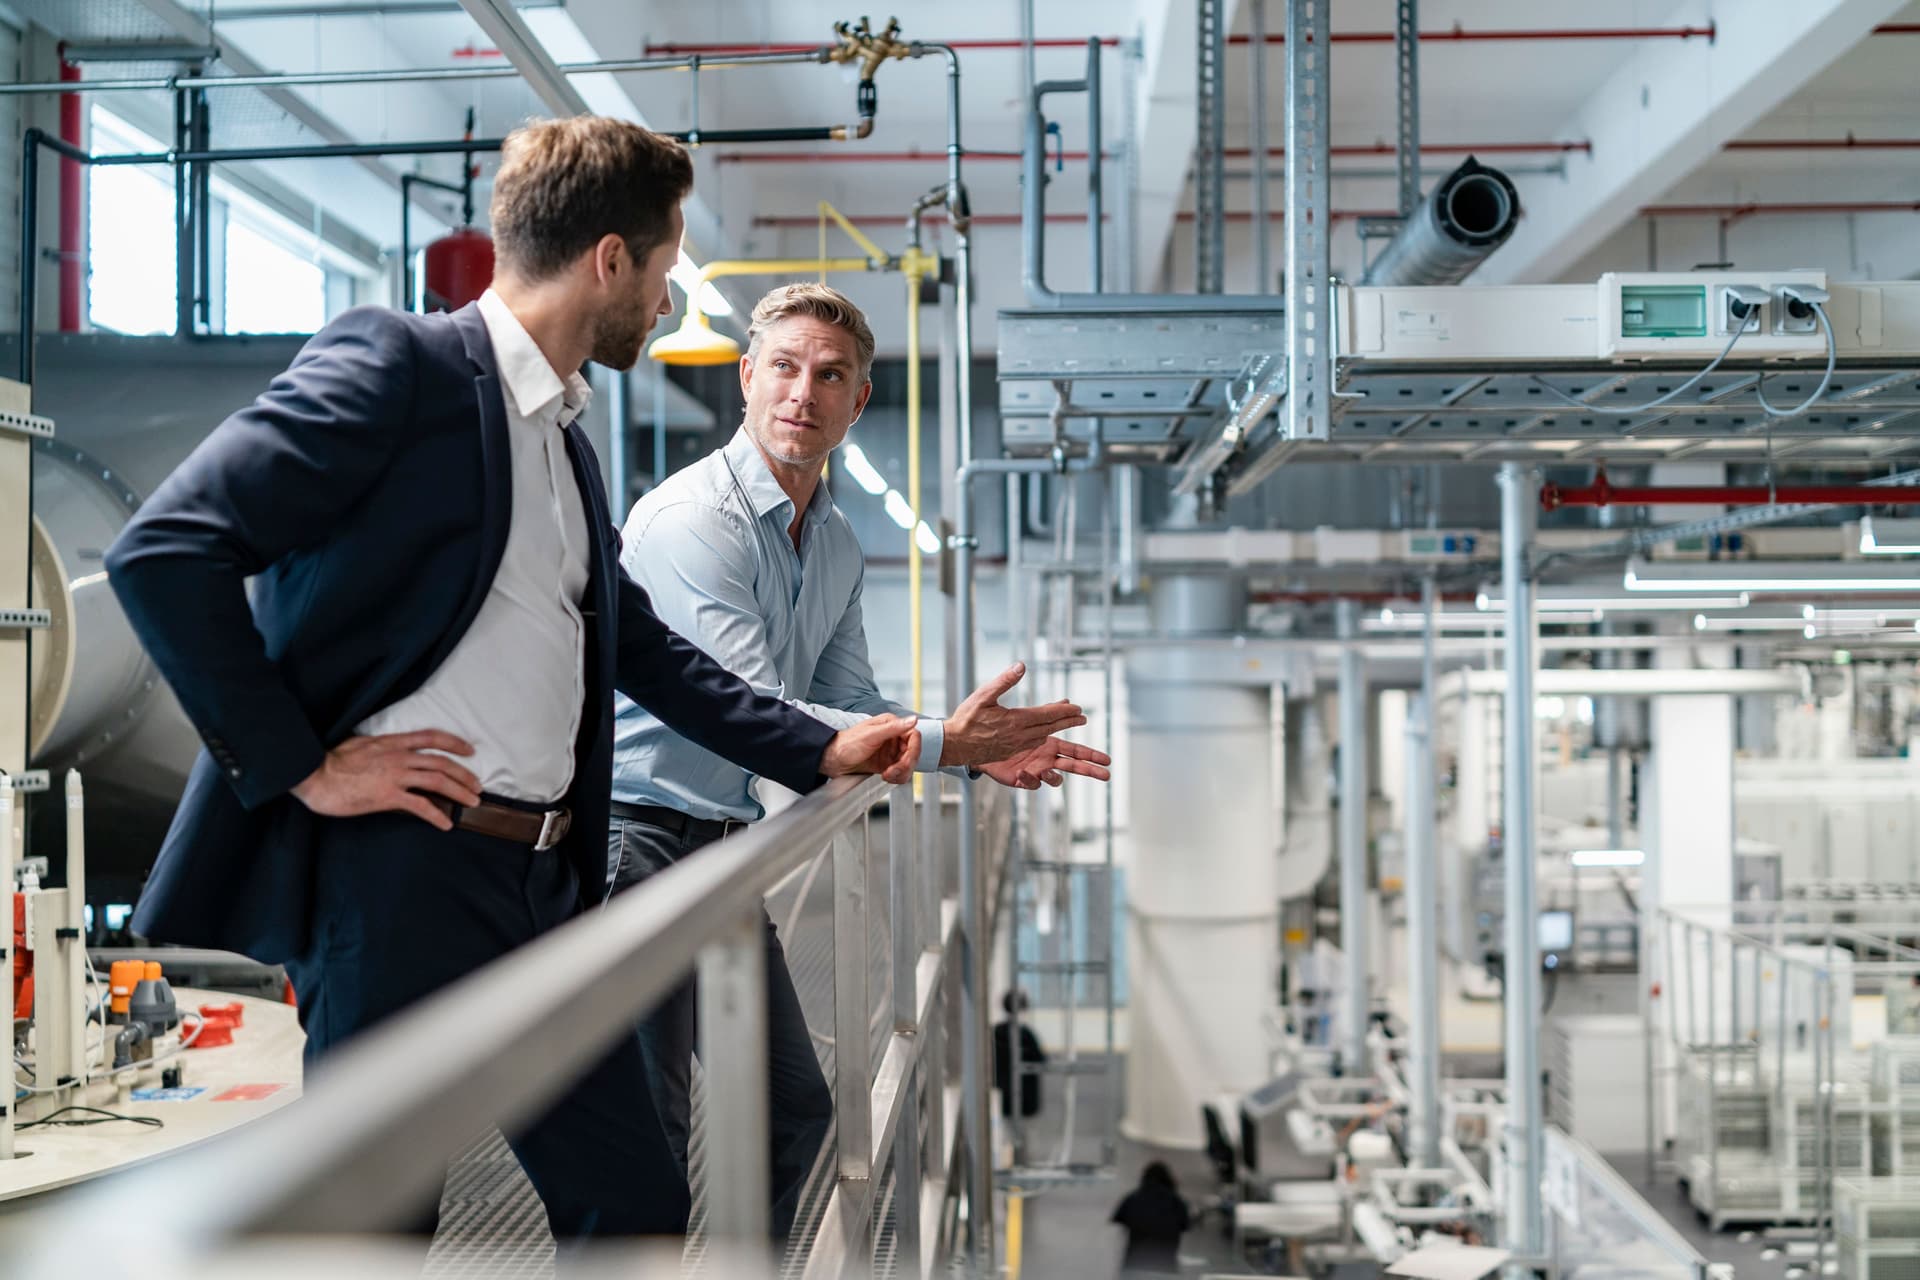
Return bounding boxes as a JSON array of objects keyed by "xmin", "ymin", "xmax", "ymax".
[
  {"xmin": 563, "ymin": 421, "xmax": 617, "ymax": 629},
  {"xmin": 427, "ymin": 302, "xmax": 514, "ymax": 678}
]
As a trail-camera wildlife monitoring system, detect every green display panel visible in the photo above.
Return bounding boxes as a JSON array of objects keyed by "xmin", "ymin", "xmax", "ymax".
[{"xmin": 1620, "ymin": 284, "xmax": 1707, "ymax": 338}]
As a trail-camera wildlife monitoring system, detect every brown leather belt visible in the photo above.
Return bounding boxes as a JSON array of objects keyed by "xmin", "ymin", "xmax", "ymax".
[{"xmin": 426, "ymin": 795, "xmax": 571, "ymax": 851}]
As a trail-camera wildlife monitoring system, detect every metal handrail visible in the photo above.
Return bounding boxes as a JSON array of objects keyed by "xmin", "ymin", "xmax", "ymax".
[
  {"xmin": 10, "ymin": 774, "xmax": 980, "ymax": 1279},
  {"xmin": 1545, "ymin": 1127, "xmax": 1729, "ymax": 1280}
]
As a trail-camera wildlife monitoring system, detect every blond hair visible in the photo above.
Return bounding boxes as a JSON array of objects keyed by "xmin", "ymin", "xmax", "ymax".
[
  {"xmin": 489, "ymin": 116, "xmax": 693, "ymax": 281},
  {"xmin": 745, "ymin": 283, "xmax": 876, "ymax": 381}
]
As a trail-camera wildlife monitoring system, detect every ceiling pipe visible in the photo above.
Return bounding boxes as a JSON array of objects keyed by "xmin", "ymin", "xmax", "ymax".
[
  {"xmin": 1642, "ymin": 200, "xmax": 1920, "ymax": 225},
  {"xmin": 751, "ymin": 208, "xmax": 1402, "ymax": 228},
  {"xmin": 1727, "ymin": 135, "xmax": 1920, "ymax": 151},
  {"xmin": 714, "ymin": 139, "xmax": 1590, "ymax": 165},
  {"xmin": 1542, "ymin": 481, "xmax": 1920, "ymax": 510},
  {"xmin": 651, "ymin": 26, "xmax": 1720, "ymax": 58},
  {"xmin": 1360, "ymin": 156, "xmax": 1520, "ymax": 286},
  {"xmin": 756, "ymin": 194, "xmax": 1918, "ymax": 232}
]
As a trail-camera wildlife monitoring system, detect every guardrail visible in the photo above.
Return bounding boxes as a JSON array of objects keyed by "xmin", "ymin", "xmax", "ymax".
[
  {"xmin": 1544, "ymin": 1126, "xmax": 1731, "ymax": 1280},
  {"xmin": 6, "ymin": 774, "xmax": 1003, "ymax": 1279}
]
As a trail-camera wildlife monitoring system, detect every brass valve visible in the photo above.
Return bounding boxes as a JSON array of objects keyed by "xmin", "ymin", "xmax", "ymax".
[{"xmin": 829, "ymin": 16, "xmax": 911, "ymax": 81}]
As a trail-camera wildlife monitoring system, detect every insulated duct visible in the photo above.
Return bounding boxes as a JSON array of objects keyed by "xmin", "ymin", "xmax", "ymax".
[
  {"xmin": 28, "ymin": 444, "xmax": 195, "ymax": 805},
  {"xmin": 1361, "ymin": 156, "xmax": 1520, "ymax": 287}
]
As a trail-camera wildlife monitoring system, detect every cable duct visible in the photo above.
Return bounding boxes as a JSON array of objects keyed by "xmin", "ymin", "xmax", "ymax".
[{"xmin": 1361, "ymin": 156, "xmax": 1520, "ymax": 287}]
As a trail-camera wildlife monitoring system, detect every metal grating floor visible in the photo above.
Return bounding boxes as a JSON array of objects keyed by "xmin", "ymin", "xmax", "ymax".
[{"xmin": 424, "ymin": 820, "xmax": 902, "ymax": 1279}]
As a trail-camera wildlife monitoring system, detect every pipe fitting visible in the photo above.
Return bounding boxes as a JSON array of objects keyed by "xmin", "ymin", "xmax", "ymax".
[{"xmin": 828, "ymin": 16, "xmax": 912, "ymax": 81}]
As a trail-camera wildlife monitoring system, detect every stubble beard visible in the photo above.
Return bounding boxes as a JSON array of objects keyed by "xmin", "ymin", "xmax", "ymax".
[{"xmin": 589, "ymin": 300, "xmax": 649, "ymax": 371}]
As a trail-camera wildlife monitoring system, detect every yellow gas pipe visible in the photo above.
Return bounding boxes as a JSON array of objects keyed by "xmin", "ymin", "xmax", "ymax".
[{"xmin": 646, "ymin": 203, "xmax": 941, "ymax": 720}]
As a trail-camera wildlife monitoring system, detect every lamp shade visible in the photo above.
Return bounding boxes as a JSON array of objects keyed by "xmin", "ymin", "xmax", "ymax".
[{"xmin": 648, "ymin": 309, "xmax": 742, "ymax": 366}]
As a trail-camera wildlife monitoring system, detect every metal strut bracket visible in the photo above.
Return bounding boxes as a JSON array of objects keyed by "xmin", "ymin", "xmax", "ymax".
[{"xmin": 1282, "ymin": 0, "xmax": 1332, "ymax": 444}]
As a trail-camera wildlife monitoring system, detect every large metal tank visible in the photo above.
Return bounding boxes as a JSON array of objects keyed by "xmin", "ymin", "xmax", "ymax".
[
  {"xmin": 12, "ymin": 332, "xmax": 313, "ymax": 897},
  {"xmin": 1124, "ymin": 574, "xmax": 1281, "ymax": 1148}
]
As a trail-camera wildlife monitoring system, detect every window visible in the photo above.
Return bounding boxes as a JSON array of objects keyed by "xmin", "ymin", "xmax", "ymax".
[
  {"xmin": 224, "ymin": 211, "xmax": 325, "ymax": 334},
  {"xmin": 88, "ymin": 105, "xmax": 345, "ymax": 336},
  {"xmin": 87, "ymin": 107, "xmax": 176, "ymax": 335}
]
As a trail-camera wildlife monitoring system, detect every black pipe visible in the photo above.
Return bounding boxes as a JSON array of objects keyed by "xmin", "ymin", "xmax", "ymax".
[
  {"xmin": 173, "ymin": 89, "xmax": 191, "ymax": 338},
  {"xmin": 672, "ymin": 125, "xmax": 844, "ymax": 144},
  {"xmin": 192, "ymin": 88, "xmax": 211, "ymax": 332},
  {"xmin": 399, "ymin": 171, "xmax": 465, "ymax": 313},
  {"xmin": 668, "ymin": 75, "xmax": 877, "ymax": 146},
  {"xmin": 18, "ymin": 128, "xmax": 38, "ymax": 383}
]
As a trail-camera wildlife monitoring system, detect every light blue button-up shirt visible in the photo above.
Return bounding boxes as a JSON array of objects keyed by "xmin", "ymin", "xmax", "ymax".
[{"xmin": 611, "ymin": 430, "xmax": 946, "ymax": 820}]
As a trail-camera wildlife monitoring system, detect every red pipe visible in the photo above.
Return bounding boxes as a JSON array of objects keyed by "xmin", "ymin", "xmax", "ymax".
[
  {"xmin": 1231, "ymin": 24, "xmax": 1715, "ymax": 45},
  {"xmin": 1542, "ymin": 480, "xmax": 1920, "ymax": 510},
  {"xmin": 645, "ymin": 37, "xmax": 1122, "ymax": 55},
  {"xmin": 1642, "ymin": 200, "xmax": 1920, "ymax": 227},
  {"xmin": 751, "ymin": 208, "xmax": 1400, "ymax": 229},
  {"xmin": 58, "ymin": 55, "xmax": 82, "ymax": 333},
  {"xmin": 717, "ymin": 139, "xmax": 1589, "ymax": 165}
]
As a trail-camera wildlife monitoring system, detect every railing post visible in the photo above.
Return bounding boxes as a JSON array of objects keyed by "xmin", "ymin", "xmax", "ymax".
[
  {"xmin": 890, "ymin": 784, "xmax": 925, "ymax": 1276},
  {"xmin": 833, "ymin": 819, "xmax": 875, "ymax": 1254},
  {"xmin": 699, "ymin": 912, "xmax": 770, "ymax": 1250}
]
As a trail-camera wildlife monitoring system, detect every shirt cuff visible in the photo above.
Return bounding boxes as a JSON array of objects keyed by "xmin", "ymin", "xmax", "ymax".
[{"xmin": 915, "ymin": 717, "xmax": 946, "ymax": 772}]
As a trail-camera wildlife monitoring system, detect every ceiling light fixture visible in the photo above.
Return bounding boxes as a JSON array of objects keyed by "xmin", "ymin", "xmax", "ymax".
[{"xmin": 1625, "ymin": 558, "xmax": 1920, "ymax": 594}]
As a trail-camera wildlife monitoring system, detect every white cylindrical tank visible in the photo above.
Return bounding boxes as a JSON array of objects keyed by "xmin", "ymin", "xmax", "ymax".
[
  {"xmin": 1123, "ymin": 573, "xmax": 1280, "ymax": 1149},
  {"xmin": 28, "ymin": 443, "xmax": 196, "ymax": 804}
]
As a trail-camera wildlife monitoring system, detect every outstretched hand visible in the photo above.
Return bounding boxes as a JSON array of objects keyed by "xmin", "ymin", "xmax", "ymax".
[
  {"xmin": 821, "ymin": 713, "xmax": 921, "ymax": 785},
  {"xmin": 978, "ymin": 736, "xmax": 1113, "ymax": 790},
  {"xmin": 941, "ymin": 662, "xmax": 1087, "ymax": 768}
]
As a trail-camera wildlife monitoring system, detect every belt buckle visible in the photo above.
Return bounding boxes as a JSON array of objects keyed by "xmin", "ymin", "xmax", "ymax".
[{"xmin": 534, "ymin": 808, "xmax": 570, "ymax": 851}]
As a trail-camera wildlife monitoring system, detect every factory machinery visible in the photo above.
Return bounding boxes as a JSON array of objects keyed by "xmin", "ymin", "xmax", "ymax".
[{"xmin": 8, "ymin": 3, "xmax": 1920, "ymax": 1278}]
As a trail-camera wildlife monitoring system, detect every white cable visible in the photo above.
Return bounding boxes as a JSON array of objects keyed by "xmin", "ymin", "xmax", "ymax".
[
  {"xmin": 1754, "ymin": 304, "xmax": 1839, "ymax": 420},
  {"xmin": 1529, "ymin": 320, "xmax": 1748, "ymax": 416}
]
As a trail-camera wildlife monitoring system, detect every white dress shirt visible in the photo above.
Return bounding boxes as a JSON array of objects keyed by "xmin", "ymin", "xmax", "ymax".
[{"xmin": 356, "ymin": 290, "xmax": 593, "ymax": 804}]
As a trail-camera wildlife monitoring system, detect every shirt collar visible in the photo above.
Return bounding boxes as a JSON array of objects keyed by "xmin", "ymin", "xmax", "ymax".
[
  {"xmin": 723, "ymin": 429, "xmax": 836, "ymax": 527},
  {"xmin": 477, "ymin": 289, "xmax": 593, "ymax": 427}
]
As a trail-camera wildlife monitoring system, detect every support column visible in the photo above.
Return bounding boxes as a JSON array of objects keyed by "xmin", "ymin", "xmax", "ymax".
[
  {"xmin": 1337, "ymin": 599, "xmax": 1370, "ymax": 1071},
  {"xmin": 1404, "ymin": 577, "xmax": 1441, "ymax": 1169},
  {"xmin": 1497, "ymin": 462, "xmax": 1544, "ymax": 1259}
]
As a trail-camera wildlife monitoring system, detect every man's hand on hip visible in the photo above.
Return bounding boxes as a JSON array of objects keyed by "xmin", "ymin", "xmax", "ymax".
[
  {"xmin": 821, "ymin": 713, "xmax": 921, "ymax": 785},
  {"xmin": 290, "ymin": 729, "xmax": 483, "ymax": 830},
  {"xmin": 940, "ymin": 662, "xmax": 1087, "ymax": 768},
  {"xmin": 978, "ymin": 737, "xmax": 1113, "ymax": 791}
]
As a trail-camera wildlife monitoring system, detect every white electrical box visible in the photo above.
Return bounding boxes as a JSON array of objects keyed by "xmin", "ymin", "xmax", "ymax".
[{"xmin": 1596, "ymin": 270, "xmax": 1830, "ymax": 360}]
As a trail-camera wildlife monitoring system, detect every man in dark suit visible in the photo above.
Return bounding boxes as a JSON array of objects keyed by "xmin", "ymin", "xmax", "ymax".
[{"xmin": 104, "ymin": 115, "xmax": 918, "ymax": 1244}]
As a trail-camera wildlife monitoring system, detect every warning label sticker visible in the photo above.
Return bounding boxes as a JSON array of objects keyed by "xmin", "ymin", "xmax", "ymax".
[
  {"xmin": 130, "ymin": 1086, "xmax": 206, "ymax": 1102},
  {"xmin": 212, "ymin": 1083, "xmax": 287, "ymax": 1102}
]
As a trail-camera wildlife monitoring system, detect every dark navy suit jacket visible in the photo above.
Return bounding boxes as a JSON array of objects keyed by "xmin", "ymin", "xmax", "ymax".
[{"xmin": 105, "ymin": 301, "xmax": 837, "ymax": 964}]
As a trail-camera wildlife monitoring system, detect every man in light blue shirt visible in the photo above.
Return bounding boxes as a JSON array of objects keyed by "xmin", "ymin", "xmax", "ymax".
[{"xmin": 609, "ymin": 282, "xmax": 1110, "ymax": 1239}]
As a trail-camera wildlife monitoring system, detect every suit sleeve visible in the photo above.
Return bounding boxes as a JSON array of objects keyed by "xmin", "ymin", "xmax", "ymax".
[{"xmin": 104, "ymin": 307, "xmax": 415, "ymax": 809}]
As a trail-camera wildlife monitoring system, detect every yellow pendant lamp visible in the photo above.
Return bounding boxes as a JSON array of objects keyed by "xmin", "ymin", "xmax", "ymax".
[{"xmin": 647, "ymin": 306, "xmax": 742, "ymax": 366}]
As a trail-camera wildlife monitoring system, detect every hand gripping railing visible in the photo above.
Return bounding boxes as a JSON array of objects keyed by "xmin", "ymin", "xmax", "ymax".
[{"xmin": 7, "ymin": 775, "xmax": 981, "ymax": 1280}]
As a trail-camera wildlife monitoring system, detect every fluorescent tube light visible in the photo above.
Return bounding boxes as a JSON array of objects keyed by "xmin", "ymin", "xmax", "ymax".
[
  {"xmin": 916, "ymin": 521, "xmax": 940, "ymax": 554},
  {"xmin": 838, "ymin": 444, "xmax": 889, "ymax": 496},
  {"xmin": 1860, "ymin": 516, "xmax": 1920, "ymax": 555},
  {"xmin": 1477, "ymin": 586, "xmax": 1750, "ymax": 613},
  {"xmin": 1570, "ymin": 848, "xmax": 1644, "ymax": 868},
  {"xmin": 1625, "ymin": 558, "xmax": 1920, "ymax": 593},
  {"xmin": 883, "ymin": 489, "xmax": 917, "ymax": 530},
  {"xmin": 670, "ymin": 250, "xmax": 733, "ymax": 317}
]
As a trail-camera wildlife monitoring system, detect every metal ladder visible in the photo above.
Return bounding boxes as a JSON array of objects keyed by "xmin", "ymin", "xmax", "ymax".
[{"xmin": 1001, "ymin": 468, "xmax": 1120, "ymax": 1188}]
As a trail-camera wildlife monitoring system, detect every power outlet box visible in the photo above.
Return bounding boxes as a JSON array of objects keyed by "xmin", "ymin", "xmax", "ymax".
[{"xmin": 1598, "ymin": 271, "xmax": 1828, "ymax": 360}]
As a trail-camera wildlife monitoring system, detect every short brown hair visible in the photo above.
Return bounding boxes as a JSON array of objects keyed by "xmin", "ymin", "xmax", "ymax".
[
  {"xmin": 489, "ymin": 116, "xmax": 693, "ymax": 281},
  {"xmin": 745, "ymin": 283, "xmax": 876, "ymax": 381}
]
